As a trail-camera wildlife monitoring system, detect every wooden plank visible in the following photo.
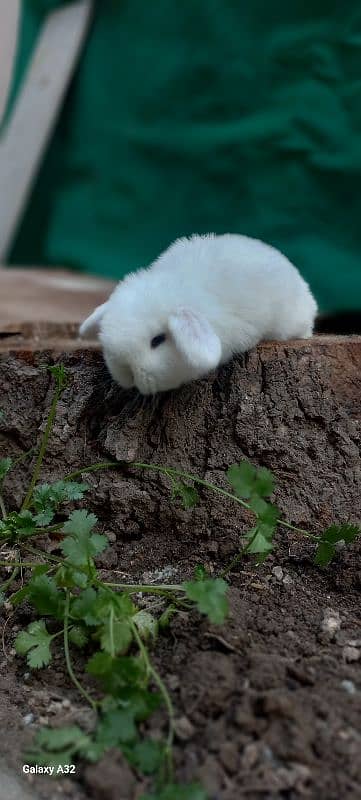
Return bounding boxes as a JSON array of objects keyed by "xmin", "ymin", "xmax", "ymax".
[
  {"xmin": 0, "ymin": 1, "xmax": 93, "ymax": 262},
  {"xmin": 0, "ymin": 267, "xmax": 115, "ymax": 324},
  {"xmin": 0, "ymin": 0, "xmax": 21, "ymax": 126}
]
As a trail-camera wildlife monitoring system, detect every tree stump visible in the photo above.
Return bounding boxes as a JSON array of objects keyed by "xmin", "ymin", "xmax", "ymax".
[{"xmin": 0, "ymin": 325, "xmax": 360, "ymax": 570}]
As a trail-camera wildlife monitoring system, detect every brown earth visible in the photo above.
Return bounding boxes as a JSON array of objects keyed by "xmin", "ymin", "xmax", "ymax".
[{"xmin": 0, "ymin": 328, "xmax": 360, "ymax": 800}]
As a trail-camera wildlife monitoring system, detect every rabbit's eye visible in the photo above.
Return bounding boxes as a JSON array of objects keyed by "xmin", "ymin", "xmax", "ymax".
[{"xmin": 150, "ymin": 333, "xmax": 166, "ymax": 349}]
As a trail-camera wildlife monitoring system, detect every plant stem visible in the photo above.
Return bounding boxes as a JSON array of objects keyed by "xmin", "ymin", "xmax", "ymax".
[
  {"xmin": 0, "ymin": 560, "xmax": 46, "ymax": 569},
  {"xmin": 276, "ymin": 518, "xmax": 319, "ymax": 540},
  {"xmin": 0, "ymin": 494, "xmax": 6, "ymax": 519},
  {"xmin": 21, "ymin": 544, "xmax": 64, "ymax": 563},
  {"xmin": 22, "ymin": 374, "xmax": 65, "ymax": 511},
  {"xmin": 108, "ymin": 604, "xmax": 115, "ymax": 659},
  {"xmin": 63, "ymin": 590, "xmax": 98, "ymax": 713},
  {"xmin": 131, "ymin": 622, "xmax": 175, "ymax": 780},
  {"xmin": 0, "ymin": 564, "xmax": 19, "ymax": 592},
  {"xmin": 101, "ymin": 582, "xmax": 183, "ymax": 594},
  {"xmin": 12, "ymin": 448, "xmax": 35, "ymax": 468},
  {"xmin": 65, "ymin": 459, "xmax": 319, "ymax": 542}
]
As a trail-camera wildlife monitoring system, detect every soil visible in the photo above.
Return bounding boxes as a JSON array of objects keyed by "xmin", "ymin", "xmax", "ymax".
[
  {"xmin": 1, "ymin": 543, "xmax": 360, "ymax": 800},
  {"xmin": 0, "ymin": 329, "xmax": 360, "ymax": 800}
]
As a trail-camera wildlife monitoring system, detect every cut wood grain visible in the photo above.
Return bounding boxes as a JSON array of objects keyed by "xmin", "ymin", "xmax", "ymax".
[{"xmin": 0, "ymin": 330, "xmax": 359, "ymax": 569}]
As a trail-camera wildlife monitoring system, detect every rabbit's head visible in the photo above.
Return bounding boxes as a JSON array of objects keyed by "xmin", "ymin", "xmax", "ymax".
[{"xmin": 79, "ymin": 273, "xmax": 221, "ymax": 395}]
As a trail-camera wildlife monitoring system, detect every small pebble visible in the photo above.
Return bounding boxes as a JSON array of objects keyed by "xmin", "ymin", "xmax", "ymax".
[
  {"xmin": 343, "ymin": 646, "xmax": 360, "ymax": 663},
  {"xmin": 47, "ymin": 701, "xmax": 63, "ymax": 715},
  {"xmin": 23, "ymin": 713, "xmax": 35, "ymax": 726},
  {"xmin": 174, "ymin": 715, "xmax": 195, "ymax": 741},
  {"xmin": 167, "ymin": 674, "xmax": 180, "ymax": 690},
  {"xmin": 219, "ymin": 741, "xmax": 239, "ymax": 774},
  {"xmin": 321, "ymin": 608, "xmax": 341, "ymax": 639},
  {"xmin": 341, "ymin": 680, "xmax": 357, "ymax": 695},
  {"xmin": 272, "ymin": 566, "xmax": 283, "ymax": 581},
  {"xmin": 282, "ymin": 574, "xmax": 294, "ymax": 586},
  {"xmin": 241, "ymin": 742, "xmax": 260, "ymax": 769}
]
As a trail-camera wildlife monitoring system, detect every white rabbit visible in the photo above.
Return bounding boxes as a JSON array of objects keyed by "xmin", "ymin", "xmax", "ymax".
[{"xmin": 79, "ymin": 233, "xmax": 317, "ymax": 395}]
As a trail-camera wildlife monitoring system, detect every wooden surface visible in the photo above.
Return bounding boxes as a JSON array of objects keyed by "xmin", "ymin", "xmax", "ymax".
[
  {"xmin": 0, "ymin": 0, "xmax": 20, "ymax": 125},
  {"xmin": 0, "ymin": 334, "xmax": 360, "ymax": 554},
  {"xmin": 0, "ymin": 2, "xmax": 93, "ymax": 261},
  {"xmin": 0, "ymin": 267, "xmax": 115, "ymax": 325}
]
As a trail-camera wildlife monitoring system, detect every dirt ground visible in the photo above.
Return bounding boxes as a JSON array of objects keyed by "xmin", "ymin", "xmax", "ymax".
[
  {"xmin": 0, "ymin": 334, "xmax": 360, "ymax": 799},
  {"xmin": 1, "ymin": 531, "xmax": 360, "ymax": 800}
]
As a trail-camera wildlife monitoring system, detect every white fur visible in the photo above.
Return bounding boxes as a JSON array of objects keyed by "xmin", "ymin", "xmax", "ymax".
[{"xmin": 79, "ymin": 233, "xmax": 317, "ymax": 395}]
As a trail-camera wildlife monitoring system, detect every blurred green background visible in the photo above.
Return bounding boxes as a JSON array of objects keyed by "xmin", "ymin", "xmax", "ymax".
[{"xmin": 7, "ymin": 1, "xmax": 361, "ymax": 313}]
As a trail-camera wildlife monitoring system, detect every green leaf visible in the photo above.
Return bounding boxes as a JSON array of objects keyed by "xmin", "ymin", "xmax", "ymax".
[
  {"xmin": 133, "ymin": 610, "xmax": 158, "ymax": 641},
  {"xmin": 171, "ymin": 481, "xmax": 199, "ymax": 509},
  {"xmin": 193, "ymin": 565, "xmax": 208, "ymax": 580},
  {"xmin": 158, "ymin": 604, "xmax": 177, "ymax": 630},
  {"xmin": 96, "ymin": 708, "xmax": 137, "ymax": 746},
  {"xmin": 227, "ymin": 461, "xmax": 275, "ymax": 499},
  {"xmin": 56, "ymin": 564, "xmax": 89, "ymax": 589},
  {"xmin": 112, "ymin": 688, "xmax": 161, "ymax": 721},
  {"xmin": 26, "ymin": 746, "xmax": 75, "ymax": 770},
  {"xmin": 33, "ymin": 509, "xmax": 55, "ymax": 526},
  {"xmin": 35, "ymin": 726, "xmax": 85, "ymax": 751},
  {"xmin": 125, "ymin": 739, "xmax": 165, "ymax": 775},
  {"xmin": 32, "ymin": 480, "xmax": 89, "ymax": 523},
  {"xmin": 15, "ymin": 620, "xmax": 53, "ymax": 668},
  {"xmin": 26, "ymin": 725, "xmax": 93, "ymax": 768},
  {"xmin": 94, "ymin": 589, "xmax": 136, "ymax": 621},
  {"xmin": 314, "ymin": 541, "xmax": 336, "ymax": 567},
  {"xmin": 314, "ymin": 523, "xmax": 361, "ymax": 566},
  {"xmin": 183, "ymin": 577, "xmax": 229, "ymax": 624},
  {"xmin": 249, "ymin": 496, "xmax": 279, "ymax": 526},
  {"xmin": 0, "ymin": 457, "xmax": 12, "ymax": 482},
  {"xmin": 28, "ymin": 574, "xmax": 65, "ymax": 619},
  {"xmin": 1, "ymin": 510, "xmax": 37, "ymax": 540},
  {"xmin": 244, "ymin": 498, "xmax": 279, "ymax": 559},
  {"xmin": 141, "ymin": 783, "xmax": 208, "ymax": 800},
  {"xmin": 70, "ymin": 587, "xmax": 99, "ymax": 625},
  {"xmin": 61, "ymin": 510, "xmax": 107, "ymax": 566},
  {"xmin": 90, "ymin": 590, "xmax": 136, "ymax": 654},
  {"xmin": 77, "ymin": 739, "xmax": 108, "ymax": 763},
  {"xmin": 245, "ymin": 526, "xmax": 274, "ymax": 556},
  {"xmin": 100, "ymin": 619, "xmax": 133, "ymax": 656},
  {"xmin": 16, "ymin": 510, "xmax": 37, "ymax": 535},
  {"xmin": 86, "ymin": 653, "xmax": 146, "ymax": 695},
  {"xmin": 63, "ymin": 508, "xmax": 97, "ymax": 536},
  {"xmin": 86, "ymin": 651, "xmax": 114, "ymax": 677},
  {"xmin": 68, "ymin": 625, "xmax": 88, "ymax": 648},
  {"xmin": 47, "ymin": 363, "xmax": 68, "ymax": 389},
  {"xmin": 319, "ymin": 523, "xmax": 360, "ymax": 545}
]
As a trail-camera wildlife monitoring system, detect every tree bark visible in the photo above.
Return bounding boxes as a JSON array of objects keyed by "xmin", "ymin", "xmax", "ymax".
[{"xmin": 0, "ymin": 327, "xmax": 360, "ymax": 569}]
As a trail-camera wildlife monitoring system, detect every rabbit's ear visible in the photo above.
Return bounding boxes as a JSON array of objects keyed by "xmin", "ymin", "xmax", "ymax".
[
  {"xmin": 168, "ymin": 308, "xmax": 221, "ymax": 370},
  {"xmin": 79, "ymin": 302, "xmax": 108, "ymax": 338}
]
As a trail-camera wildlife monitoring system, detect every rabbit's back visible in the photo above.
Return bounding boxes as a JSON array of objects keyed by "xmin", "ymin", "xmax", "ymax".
[{"xmin": 152, "ymin": 233, "xmax": 316, "ymax": 341}]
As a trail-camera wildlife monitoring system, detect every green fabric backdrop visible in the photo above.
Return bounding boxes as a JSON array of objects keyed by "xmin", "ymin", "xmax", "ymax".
[{"xmin": 6, "ymin": 1, "xmax": 361, "ymax": 312}]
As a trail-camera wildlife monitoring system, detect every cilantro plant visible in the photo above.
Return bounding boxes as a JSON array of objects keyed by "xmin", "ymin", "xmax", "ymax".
[{"xmin": 0, "ymin": 364, "xmax": 359, "ymax": 799}]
